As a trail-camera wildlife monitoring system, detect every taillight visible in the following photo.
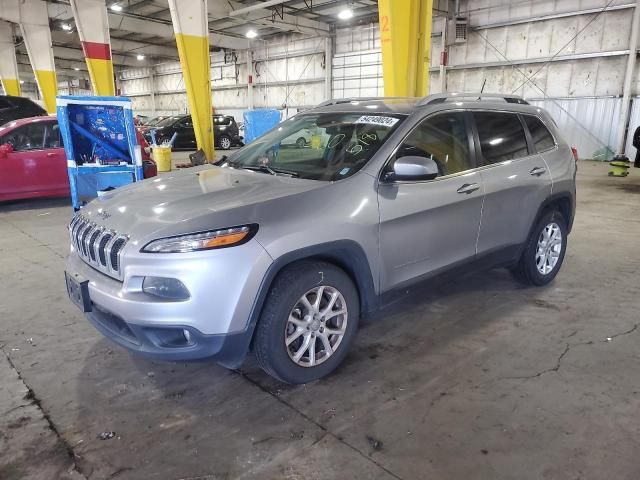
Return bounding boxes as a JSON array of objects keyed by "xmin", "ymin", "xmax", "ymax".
[{"xmin": 571, "ymin": 146, "xmax": 579, "ymax": 162}]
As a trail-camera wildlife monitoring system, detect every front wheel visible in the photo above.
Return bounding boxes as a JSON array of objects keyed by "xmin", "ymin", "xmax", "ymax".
[
  {"xmin": 218, "ymin": 135, "xmax": 231, "ymax": 150},
  {"xmin": 512, "ymin": 210, "xmax": 568, "ymax": 286},
  {"xmin": 295, "ymin": 137, "xmax": 306, "ymax": 149},
  {"xmin": 253, "ymin": 261, "xmax": 359, "ymax": 384}
]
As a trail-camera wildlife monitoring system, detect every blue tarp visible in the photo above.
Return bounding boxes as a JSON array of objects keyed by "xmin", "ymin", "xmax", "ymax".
[
  {"xmin": 57, "ymin": 96, "xmax": 143, "ymax": 210},
  {"xmin": 243, "ymin": 109, "xmax": 281, "ymax": 144}
]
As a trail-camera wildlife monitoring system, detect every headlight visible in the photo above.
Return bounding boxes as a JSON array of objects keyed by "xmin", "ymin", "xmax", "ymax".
[{"xmin": 141, "ymin": 225, "xmax": 257, "ymax": 253}]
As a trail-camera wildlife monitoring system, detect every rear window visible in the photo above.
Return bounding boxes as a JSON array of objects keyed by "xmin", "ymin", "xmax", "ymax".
[
  {"xmin": 155, "ymin": 116, "xmax": 184, "ymax": 127},
  {"xmin": 473, "ymin": 112, "xmax": 529, "ymax": 165},
  {"xmin": 524, "ymin": 115, "xmax": 556, "ymax": 152}
]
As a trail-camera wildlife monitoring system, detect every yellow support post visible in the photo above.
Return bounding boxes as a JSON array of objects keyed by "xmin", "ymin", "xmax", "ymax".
[
  {"xmin": 18, "ymin": 0, "xmax": 58, "ymax": 113},
  {"xmin": 168, "ymin": 0, "xmax": 214, "ymax": 162},
  {"xmin": 0, "ymin": 21, "xmax": 21, "ymax": 96},
  {"xmin": 70, "ymin": 0, "xmax": 115, "ymax": 96},
  {"xmin": 378, "ymin": 0, "xmax": 433, "ymax": 97}
]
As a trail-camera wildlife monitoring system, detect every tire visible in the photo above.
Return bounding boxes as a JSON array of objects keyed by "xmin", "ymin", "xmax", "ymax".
[
  {"xmin": 253, "ymin": 260, "xmax": 359, "ymax": 384},
  {"xmin": 218, "ymin": 135, "xmax": 231, "ymax": 150},
  {"xmin": 512, "ymin": 210, "xmax": 568, "ymax": 286},
  {"xmin": 295, "ymin": 137, "xmax": 306, "ymax": 149}
]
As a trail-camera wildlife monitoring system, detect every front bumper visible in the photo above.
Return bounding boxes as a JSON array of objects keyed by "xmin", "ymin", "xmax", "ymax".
[
  {"xmin": 86, "ymin": 305, "xmax": 251, "ymax": 365},
  {"xmin": 65, "ymin": 239, "xmax": 273, "ymax": 364}
]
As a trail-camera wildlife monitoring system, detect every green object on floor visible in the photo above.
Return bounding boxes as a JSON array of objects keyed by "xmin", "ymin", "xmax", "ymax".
[{"xmin": 609, "ymin": 154, "xmax": 631, "ymax": 177}]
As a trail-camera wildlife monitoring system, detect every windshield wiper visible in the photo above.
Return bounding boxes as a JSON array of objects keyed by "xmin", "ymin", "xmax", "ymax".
[{"xmin": 229, "ymin": 163, "xmax": 299, "ymax": 177}]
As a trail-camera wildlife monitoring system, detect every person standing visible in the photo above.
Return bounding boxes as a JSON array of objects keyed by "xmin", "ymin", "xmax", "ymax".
[{"xmin": 633, "ymin": 125, "xmax": 640, "ymax": 167}]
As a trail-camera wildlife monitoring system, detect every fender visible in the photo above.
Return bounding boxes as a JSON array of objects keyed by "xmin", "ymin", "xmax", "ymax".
[
  {"xmin": 511, "ymin": 191, "xmax": 574, "ymax": 265},
  {"xmin": 217, "ymin": 240, "xmax": 379, "ymax": 367},
  {"xmin": 536, "ymin": 192, "xmax": 575, "ymax": 233}
]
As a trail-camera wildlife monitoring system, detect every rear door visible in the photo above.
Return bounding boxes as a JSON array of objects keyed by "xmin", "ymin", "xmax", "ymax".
[
  {"xmin": 378, "ymin": 111, "xmax": 484, "ymax": 291},
  {"xmin": 42, "ymin": 121, "xmax": 69, "ymax": 192},
  {"xmin": 175, "ymin": 116, "xmax": 195, "ymax": 149},
  {"xmin": 472, "ymin": 111, "xmax": 552, "ymax": 254}
]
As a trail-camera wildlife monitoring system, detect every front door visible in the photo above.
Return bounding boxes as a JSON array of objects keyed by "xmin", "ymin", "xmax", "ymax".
[
  {"xmin": 0, "ymin": 122, "xmax": 48, "ymax": 198},
  {"xmin": 378, "ymin": 111, "xmax": 484, "ymax": 291}
]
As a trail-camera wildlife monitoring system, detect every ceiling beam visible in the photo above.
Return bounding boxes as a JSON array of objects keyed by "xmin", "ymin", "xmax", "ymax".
[
  {"xmin": 49, "ymin": 30, "xmax": 178, "ymax": 59},
  {"xmin": 48, "ymin": 1, "xmax": 248, "ymax": 50},
  {"xmin": 208, "ymin": 0, "xmax": 330, "ymax": 36},
  {"xmin": 228, "ymin": 0, "xmax": 288, "ymax": 16}
]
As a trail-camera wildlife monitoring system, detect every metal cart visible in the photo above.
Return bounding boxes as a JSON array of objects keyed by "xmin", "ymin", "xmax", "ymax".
[{"xmin": 57, "ymin": 96, "xmax": 143, "ymax": 210}]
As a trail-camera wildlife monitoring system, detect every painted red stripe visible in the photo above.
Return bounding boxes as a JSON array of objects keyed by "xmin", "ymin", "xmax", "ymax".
[{"xmin": 81, "ymin": 41, "xmax": 111, "ymax": 60}]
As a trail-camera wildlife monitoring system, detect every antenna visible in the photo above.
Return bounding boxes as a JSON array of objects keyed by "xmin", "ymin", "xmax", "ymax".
[{"xmin": 478, "ymin": 78, "xmax": 487, "ymax": 99}]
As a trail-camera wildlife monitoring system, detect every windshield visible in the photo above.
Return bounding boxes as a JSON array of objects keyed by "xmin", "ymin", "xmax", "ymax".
[
  {"xmin": 225, "ymin": 112, "xmax": 404, "ymax": 181},
  {"xmin": 146, "ymin": 116, "xmax": 165, "ymax": 126},
  {"xmin": 155, "ymin": 116, "xmax": 184, "ymax": 128}
]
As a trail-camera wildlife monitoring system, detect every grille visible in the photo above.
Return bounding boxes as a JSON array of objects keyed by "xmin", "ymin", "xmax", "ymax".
[{"xmin": 69, "ymin": 215, "xmax": 128, "ymax": 280}]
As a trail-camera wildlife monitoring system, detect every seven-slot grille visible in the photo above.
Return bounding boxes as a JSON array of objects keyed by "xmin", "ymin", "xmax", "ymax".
[{"xmin": 69, "ymin": 215, "xmax": 128, "ymax": 280}]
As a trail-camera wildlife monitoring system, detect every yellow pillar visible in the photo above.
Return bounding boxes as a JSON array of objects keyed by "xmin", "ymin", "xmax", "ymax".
[
  {"xmin": 70, "ymin": 0, "xmax": 115, "ymax": 96},
  {"xmin": 0, "ymin": 21, "xmax": 21, "ymax": 96},
  {"xmin": 378, "ymin": 0, "xmax": 433, "ymax": 97},
  {"xmin": 18, "ymin": 0, "xmax": 57, "ymax": 112},
  {"xmin": 168, "ymin": 0, "xmax": 214, "ymax": 161}
]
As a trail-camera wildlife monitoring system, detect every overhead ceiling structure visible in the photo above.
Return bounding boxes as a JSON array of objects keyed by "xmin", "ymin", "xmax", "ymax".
[{"xmin": 10, "ymin": 0, "xmax": 378, "ymax": 83}]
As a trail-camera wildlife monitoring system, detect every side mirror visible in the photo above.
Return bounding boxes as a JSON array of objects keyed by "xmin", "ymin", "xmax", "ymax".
[
  {"xmin": 388, "ymin": 155, "xmax": 439, "ymax": 181},
  {"xmin": 0, "ymin": 143, "xmax": 14, "ymax": 158}
]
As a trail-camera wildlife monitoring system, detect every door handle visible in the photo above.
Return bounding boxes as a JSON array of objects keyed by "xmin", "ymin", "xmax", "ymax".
[
  {"xmin": 456, "ymin": 183, "xmax": 480, "ymax": 194},
  {"xmin": 46, "ymin": 152, "xmax": 56, "ymax": 157},
  {"xmin": 529, "ymin": 166, "xmax": 546, "ymax": 176}
]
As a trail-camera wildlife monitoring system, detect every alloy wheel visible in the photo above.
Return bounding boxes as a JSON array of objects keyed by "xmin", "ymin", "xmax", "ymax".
[
  {"xmin": 535, "ymin": 222, "xmax": 563, "ymax": 275},
  {"xmin": 285, "ymin": 285, "xmax": 348, "ymax": 367}
]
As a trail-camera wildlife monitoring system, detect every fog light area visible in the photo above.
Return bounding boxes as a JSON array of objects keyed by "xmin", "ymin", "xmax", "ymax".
[{"xmin": 142, "ymin": 276, "xmax": 190, "ymax": 300}]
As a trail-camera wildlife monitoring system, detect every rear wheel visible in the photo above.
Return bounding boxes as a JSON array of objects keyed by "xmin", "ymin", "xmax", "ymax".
[
  {"xmin": 295, "ymin": 137, "xmax": 306, "ymax": 149},
  {"xmin": 253, "ymin": 261, "xmax": 359, "ymax": 384},
  {"xmin": 218, "ymin": 135, "xmax": 231, "ymax": 150},
  {"xmin": 512, "ymin": 210, "xmax": 567, "ymax": 286}
]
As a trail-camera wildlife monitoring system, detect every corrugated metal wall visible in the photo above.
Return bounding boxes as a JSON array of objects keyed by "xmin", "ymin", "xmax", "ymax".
[{"xmin": 529, "ymin": 96, "xmax": 621, "ymax": 160}]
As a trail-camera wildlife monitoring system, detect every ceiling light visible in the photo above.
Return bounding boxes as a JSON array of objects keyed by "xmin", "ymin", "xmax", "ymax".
[
  {"xmin": 338, "ymin": 8, "xmax": 353, "ymax": 20},
  {"xmin": 61, "ymin": 23, "xmax": 72, "ymax": 31},
  {"xmin": 246, "ymin": 29, "xmax": 258, "ymax": 39},
  {"xmin": 74, "ymin": 67, "xmax": 80, "ymax": 71},
  {"xmin": 136, "ymin": 54, "xmax": 145, "ymax": 61},
  {"xmin": 110, "ymin": 3, "xmax": 123, "ymax": 12},
  {"xmin": 19, "ymin": 80, "xmax": 24, "ymax": 84}
]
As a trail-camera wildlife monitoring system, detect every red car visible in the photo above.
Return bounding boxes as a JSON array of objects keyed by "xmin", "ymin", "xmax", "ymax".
[{"xmin": 0, "ymin": 116, "xmax": 156, "ymax": 202}]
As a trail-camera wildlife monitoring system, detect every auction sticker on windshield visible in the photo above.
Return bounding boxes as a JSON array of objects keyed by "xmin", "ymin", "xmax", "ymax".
[{"xmin": 355, "ymin": 115, "xmax": 399, "ymax": 127}]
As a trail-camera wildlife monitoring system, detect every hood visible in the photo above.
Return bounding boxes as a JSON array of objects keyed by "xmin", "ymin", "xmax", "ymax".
[{"xmin": 79, "ymin": 165, "xmax": 325, "ymax": 241}]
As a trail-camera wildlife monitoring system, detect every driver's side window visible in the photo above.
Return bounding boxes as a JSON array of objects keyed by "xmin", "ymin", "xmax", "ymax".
[
  {"xmin": 394, "ymin": 112, "xmax": 472, "ymax": 177},
  {"xmin": 2, "ymin": 124, "xmax": 47, "ymax": 152}
]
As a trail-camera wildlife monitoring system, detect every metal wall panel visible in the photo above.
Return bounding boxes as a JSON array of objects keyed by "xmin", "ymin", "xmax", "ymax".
[{"xmin": 529, "ymin": 96, "xmax": 621, "ymax": 160}]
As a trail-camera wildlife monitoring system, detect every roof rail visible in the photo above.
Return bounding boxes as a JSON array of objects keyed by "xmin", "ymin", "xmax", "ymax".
[
  {"xmin": 316, "ymin": 96, "xmax": 418, "ymax": 107},
  {"xmin": 417, "ymin": 93, "xmax": 529, "ymax": 106}
]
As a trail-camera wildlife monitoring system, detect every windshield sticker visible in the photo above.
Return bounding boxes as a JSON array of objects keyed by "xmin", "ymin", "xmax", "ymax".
[
  {"xmin": 339, "ymin": 167, "xmax": 350, "ymax": 175},
  {"xmin": 355, "ymin": 115, "xmax": 399, "ymax": 127},
  {"xmin": 346, "ymin": 144, "xmax": 363, "ymax": 154},
  {"xmin": 327, "ymin": 133, "xmax": 346, "ymax": 148}
]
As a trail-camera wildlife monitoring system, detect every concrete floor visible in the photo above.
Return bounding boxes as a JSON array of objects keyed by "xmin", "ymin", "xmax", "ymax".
[{"xmin": 1, "ymin": 161, "xmax": 640, "ymax": 480}]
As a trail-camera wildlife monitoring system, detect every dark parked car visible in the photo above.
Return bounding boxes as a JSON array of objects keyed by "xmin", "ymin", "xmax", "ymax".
[
  {"xmin": 145, "ymin": 114, "xmax": 242, "ymax": 150},
  {"xmin": 0, "ymin": 95, "xmax": 47, "ymax": 126}
]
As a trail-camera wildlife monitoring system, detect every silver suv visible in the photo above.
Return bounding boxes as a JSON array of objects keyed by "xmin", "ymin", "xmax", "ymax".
[{"xmin": 65, "ymin": 94, "xmax": 576, "ymax": 384}]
